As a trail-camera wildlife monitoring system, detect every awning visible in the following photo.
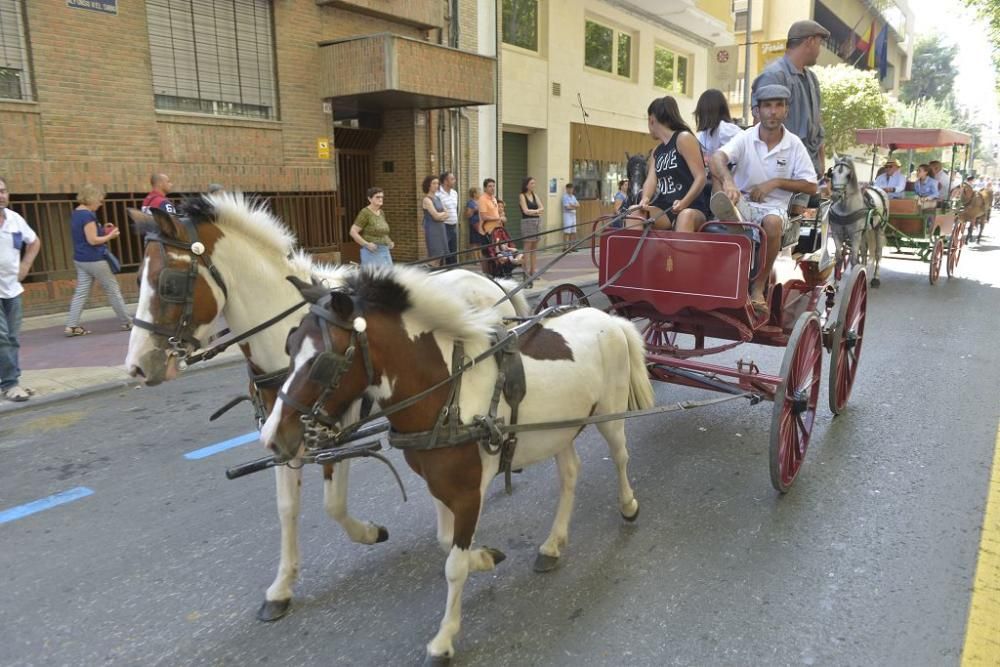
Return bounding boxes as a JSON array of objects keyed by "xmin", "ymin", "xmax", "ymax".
[
  {"xmin": 854, "ymin": 128, "xmax": 972, "ymax": 149},
  {"xmin": 318, "ymin": 34, "xmax": 496, "ymax": 112}
]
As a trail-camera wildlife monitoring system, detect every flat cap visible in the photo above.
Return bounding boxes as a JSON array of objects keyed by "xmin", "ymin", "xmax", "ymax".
[
  {"xmin": 756, "ymin": 84, "xmax": 792, "ymax": 101},
  {"xmin": 788, "ymin": 20, "xmax": 831, "ymax": 40}
]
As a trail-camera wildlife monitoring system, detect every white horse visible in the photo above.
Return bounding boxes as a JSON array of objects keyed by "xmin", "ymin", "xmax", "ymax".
[
  {"xmin": 124, "ymin": 193, "xmax": 529, "ymax": 621},
  {"xmin": 828, "ymin": 156, "xmax": 888, "ymax": 287},
  {"xmin": 262, "ymin": 264, "xmax": 656, "ymax": 664}
]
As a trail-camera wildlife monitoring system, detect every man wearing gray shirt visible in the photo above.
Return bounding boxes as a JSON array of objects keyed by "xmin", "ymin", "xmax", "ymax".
[{"xmin": 751, "ymin": 19, "xmax": 829, "ymax": 174}]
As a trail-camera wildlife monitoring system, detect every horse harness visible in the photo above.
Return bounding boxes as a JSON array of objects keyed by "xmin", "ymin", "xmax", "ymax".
[
  {"xmin": 133, "ymin": 217, "xmax": 230, "ymax": 358},
  {"xmin": 277, "ymin": 290, "xmax": 561, "ymax": 494}
]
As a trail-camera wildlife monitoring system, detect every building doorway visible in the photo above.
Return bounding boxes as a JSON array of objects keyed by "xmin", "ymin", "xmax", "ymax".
[{"xmin": 502, "ymin": 132, "xmax": 528, "ymax": 239}]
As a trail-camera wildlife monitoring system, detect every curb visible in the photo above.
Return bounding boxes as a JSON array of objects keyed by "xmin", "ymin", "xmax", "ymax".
[{"xmin": 0, "ymin": 354, "xmax": 246, "ymax": 417}]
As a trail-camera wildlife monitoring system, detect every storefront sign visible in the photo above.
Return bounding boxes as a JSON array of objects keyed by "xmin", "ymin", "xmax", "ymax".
[
  {"xmin": 757, "ymin": 40, "xmax": 786, "ymax": 73},
  {"xmin": 317, "ymin": 138, "xmax": 331, "ymax": 160},
  {"xmin": 67, "ymin": 0, "xmax": 117, "ymax": 15}
]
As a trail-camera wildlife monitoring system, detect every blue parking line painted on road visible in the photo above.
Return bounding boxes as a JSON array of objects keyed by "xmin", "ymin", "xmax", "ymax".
[
  {"xmin": 184, "ymin": 431, "xmax": 259, "ymax": 460},
  {"xmin": 0, "ymin": 487, "xmax": 94, "ymax": 525}
]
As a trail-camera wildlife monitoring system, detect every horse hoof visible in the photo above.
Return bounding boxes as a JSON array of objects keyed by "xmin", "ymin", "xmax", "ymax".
[
  {"xmin": 870, "ymin": 278, "xmax": 880, "ymax": 288},
  {"xmin": 621, "ymin": 505, "xmax": 640, "ymax": 523},
  {"xmin": 257, "ymin": 598, "xmax": 291, "ymax": 622},
  {"xmin": 484, "ymin": 547, "xmax": 506, "ymax": 566},
  {"xmin": 375, "ymin": 525, "xmax": 389, "ymax": 543},
  {"xmin": 424, "ymin": 653, "xmax": 452, "ymax": 666},
  {"xmin": 533, "ymin": 553, "xmax": 560, "ymax": 573}
]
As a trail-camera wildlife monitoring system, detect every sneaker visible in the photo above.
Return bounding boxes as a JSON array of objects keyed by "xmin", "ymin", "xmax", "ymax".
[
  {"xmin": 3, "ymin": 386, "xmax": 32, "ymax": 402},
  {"xmin": 710, "ymin": 191, "xmax": 745, "ymax": 222}
]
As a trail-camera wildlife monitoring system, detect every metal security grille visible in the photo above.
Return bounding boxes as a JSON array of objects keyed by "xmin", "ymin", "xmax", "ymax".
[
  {"xmin": 146, "ymin": 0, "xmax": 277, "ymax": 119},
  {"xmin": 0, "ymin": 0, "xmax": 32, "ymax": 101}
]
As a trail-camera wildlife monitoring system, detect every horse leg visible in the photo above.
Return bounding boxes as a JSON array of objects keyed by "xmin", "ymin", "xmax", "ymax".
[
  {"xmin": 871, "ymin": 229, "xmax": 884, "ymax": 288},
  {"xmin": 433, "ymin": 497, "xmax": 455, "ymax": 553},
  {"xmin": 425, "ymin": 481, "xmax": 503, "ymax": 664},
  {"xmin": 260, "ymin": 462, "xmax": 303, "ymax": 621},
  {"xmin": 534, "ymin": 446, "xmax": 581, "ymax": 573},
  {"xmin": 323, "ymin": 461, "xmax": 388, "ymax": 544},
  {"xmin": 597, "ymin": 418, "xmax": 640, "ymax": 520}
]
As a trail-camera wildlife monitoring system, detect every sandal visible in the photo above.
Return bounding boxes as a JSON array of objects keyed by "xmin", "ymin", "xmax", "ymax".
[
  {"xmin": 3, "ymin": 386, "xmax": 32, "ymax": 402},
  {"xmin": 120, "ymin": 322, "xmax": 133, "ymax": 332},
  {"xmin": 64, "ymin": 326, "xmax": 91, "ymax": 337},
  {"xmin": 750, "ymin": 298, "xmax": 769, "ymax": 318}
]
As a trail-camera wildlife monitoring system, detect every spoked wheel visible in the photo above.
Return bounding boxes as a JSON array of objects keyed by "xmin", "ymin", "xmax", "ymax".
[
  {"xmin": 769, "ymin": 311, "xmax": 823, "ymax": 493},
  {"xmin": 828, "ymin": 266, "xmax": 867, "ymax": 415},
  {"xmin": 929, "ymin": 238, "xmax": 944, "ymax": 285},
  {"xmin": 642, "ymin": 320, "xmax": 677, "ymax": 351},
  {"xmin": 947, "ymin": 223, "xmax": 964, "ymax": 277},
  {"xmin": 533, "ymin": 283, "xmax": 590, "ymax": 314}
]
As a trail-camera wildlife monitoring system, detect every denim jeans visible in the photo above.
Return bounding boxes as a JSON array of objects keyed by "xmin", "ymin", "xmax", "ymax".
[
  {"xmin": 444, "ymin": 224, "xmax": 458, "ymax": 265},
  {"xmin": 0, "ymin": 295, "xmax": 24, "ymax": 391},
  {"xmin": 360, "ymin": 244, "xmax": 393, "ymax": 266}
]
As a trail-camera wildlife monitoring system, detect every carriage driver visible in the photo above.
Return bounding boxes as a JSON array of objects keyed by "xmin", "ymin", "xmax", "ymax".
[{"xmin": 708, "ymin": 84, "xmax": 818, "ymax": 316}]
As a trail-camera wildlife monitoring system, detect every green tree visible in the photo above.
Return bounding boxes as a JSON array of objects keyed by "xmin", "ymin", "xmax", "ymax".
[
  {"xmin": 899, "ymin": 36, "xmax": 959, "ymax": 107},
  {"xmin": 891, "ymin": 98, "xmax": 961, "ymax": 165},
  {"xmin": 963, "ymin": 0, "xmax": 1000, "ymax": 90},
  {"xmin": 814, "ymin": 64, "xmax": 890, "ymax": 155}
]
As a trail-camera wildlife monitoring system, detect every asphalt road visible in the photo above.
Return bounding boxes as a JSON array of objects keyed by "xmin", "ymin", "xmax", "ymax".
[{"xmin": 2, "ymin": 237, "xmax": 999, "ymax": 666}]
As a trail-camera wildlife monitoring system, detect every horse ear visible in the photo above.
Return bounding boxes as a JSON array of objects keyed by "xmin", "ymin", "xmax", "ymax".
[
  {"xmin": 287, "ymin": 275, "xmax": 328, "ymax": 304},
  {"xmin": 127, "ymin": 208, "xmax": 155, "ymax": 236},
  {"xmin": 149, "ymin": 207, "xmax": 187, "ymax": 240}
]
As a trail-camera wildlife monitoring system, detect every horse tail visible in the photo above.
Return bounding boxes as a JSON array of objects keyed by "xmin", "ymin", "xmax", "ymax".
[{"xmin": 617, "ymin": 319, "xmax": 655, "ymax": 411}]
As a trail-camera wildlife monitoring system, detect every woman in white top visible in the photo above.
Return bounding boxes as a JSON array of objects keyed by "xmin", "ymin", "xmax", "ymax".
[{"xmin": 694, "ymin": 89, "xmax": 742, "ymax": 156}]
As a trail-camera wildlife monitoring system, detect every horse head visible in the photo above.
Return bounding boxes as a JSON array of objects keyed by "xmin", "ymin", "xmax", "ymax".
[
  {"xmin": 125, "ymin": 197, "xmax": 229, "ymax": 385},
  {"xmin": 829, "ymin": 155, "xmax": 858, "ymax": 201},
  {"xmin": 625, "ymin": 152, "xmax": 648, "ymax": 206}
]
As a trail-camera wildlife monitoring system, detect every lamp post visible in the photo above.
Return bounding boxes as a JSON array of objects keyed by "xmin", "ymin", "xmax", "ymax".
[{"xmin": 742, "ymin": 0, "xmax": 753, "ymax": 125}]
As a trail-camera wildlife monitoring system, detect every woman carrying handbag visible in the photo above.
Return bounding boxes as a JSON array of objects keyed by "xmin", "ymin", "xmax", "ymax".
[{"xmin": 64, "ymin": 184, "xmax": 132, "ymax": 336}]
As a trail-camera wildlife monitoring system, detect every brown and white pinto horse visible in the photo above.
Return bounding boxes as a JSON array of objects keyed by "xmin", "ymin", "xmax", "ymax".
[
  {"xmin": 123, "ymin": 194, "xmax": 529, "ymax": 622},
  {"xmin": 261, "ymin": 265, "xmax": 655, "ymax": 664}
]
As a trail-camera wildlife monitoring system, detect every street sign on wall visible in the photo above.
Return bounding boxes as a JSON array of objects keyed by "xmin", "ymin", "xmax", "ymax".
[
  {"xmin": 710, "ymin": 46, "xmax": 739, "ymax": 90},
  {"xmin": 67, "ymin": 0, "xmax": 117, "ymax": 14}
]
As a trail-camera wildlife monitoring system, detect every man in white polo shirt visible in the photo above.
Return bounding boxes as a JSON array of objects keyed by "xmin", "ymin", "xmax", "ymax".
[
  {"xmin": 0, "ymin": 176, "xmax": 42, "ymax": 401},
  {"xmin": 709, "ymin": 84, "xmax": 817, "ymax": 316},
  {"xmin": 437, "ymin": 171, "xmax": 459, "ymax": 265}
]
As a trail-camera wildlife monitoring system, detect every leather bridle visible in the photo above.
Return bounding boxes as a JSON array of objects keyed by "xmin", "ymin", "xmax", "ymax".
[{"xmin": 133, "ymin": 216, "xmax": 230, "ymax": 360}]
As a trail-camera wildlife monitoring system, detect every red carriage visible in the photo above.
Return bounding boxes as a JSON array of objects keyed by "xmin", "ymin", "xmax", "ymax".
[{"xmin": 538, "ymin": 202, "xmax": 868, "ymax": 492}]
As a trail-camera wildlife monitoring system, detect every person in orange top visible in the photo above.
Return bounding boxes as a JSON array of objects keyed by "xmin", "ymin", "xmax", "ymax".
[{"xmin": 477, "ymin": 178, "xmax": 503, "ymax": 235}]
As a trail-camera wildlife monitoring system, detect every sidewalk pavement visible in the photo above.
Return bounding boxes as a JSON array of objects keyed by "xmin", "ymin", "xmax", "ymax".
[{"xmin": 1, "ymin": 250, "xmax": 599, "ymax": 414}]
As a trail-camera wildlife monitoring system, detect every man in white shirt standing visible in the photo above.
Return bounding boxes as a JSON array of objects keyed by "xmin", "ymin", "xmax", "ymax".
[
  {"xmin": 437, "ymin": 171, "xmax": 459, "ymax": 265},
  {"xmin": 0, "ymin": 176, "xmax": 42, "ymax": 401},
  {"xmin": 708, "ymin": 84, "xmax": 818, "ymax": 316},
  {"xmin": 874, "ymin": 158, "xmax": 906, "ymax": 198}
]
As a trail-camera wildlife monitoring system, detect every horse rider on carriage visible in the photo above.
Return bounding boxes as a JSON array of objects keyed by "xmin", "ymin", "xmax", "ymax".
[{"xmin": 708, "ymin": 84, "xmax": 819, "ymax": 316}]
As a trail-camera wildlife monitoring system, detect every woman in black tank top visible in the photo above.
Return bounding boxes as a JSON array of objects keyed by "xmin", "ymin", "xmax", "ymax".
[{"xmin": 638, "ymin": 96, "xmax": 710, "ymax": 232}]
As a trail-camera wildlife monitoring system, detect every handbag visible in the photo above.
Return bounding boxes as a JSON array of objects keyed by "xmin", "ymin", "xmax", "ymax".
[{"xmin": 104, "ymin": 249, "xmax": 121, "ymax": 274}]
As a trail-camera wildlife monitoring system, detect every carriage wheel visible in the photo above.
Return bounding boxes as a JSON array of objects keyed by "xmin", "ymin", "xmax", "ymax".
[
  {"xmin": 642, "ymin": 320, "xmax": 677, "ymax": 351},
  {"xmin": 533, "ymin": 283, "xmax": 590, "ymax": 314},
  {"xmin": 769, "ymin": 311, "xmax": 823, "ymax": 493},
  {"xmin": 828, "ymin": 267, "xmax": 867, "ymax": 415},
  {"xmin": 929, "ymin": 238, "xmax": 944, "ymax": 285},
  {"xmin": 947, "ymin": 223, "xmax": 963, "ymax": 277}
]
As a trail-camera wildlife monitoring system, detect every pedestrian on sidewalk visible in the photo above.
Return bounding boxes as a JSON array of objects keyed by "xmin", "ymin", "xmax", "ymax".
[
  {"xmin": 142, "ymin": 173, "xmax": 176, "ymax": 215},
  {"xmin": 465, "ymin": 186, "xmax": 490, "ymax": 272},
  {"xmin": 421, "ymin": 175, "xmax": 449, "ymax": 267},
  {"xmin": 518, "ymin": 176, "xmax": 544, "ymax": 282},
  {"xmin": 437, "ymin": 171, "xmax": 459, "ymax": 265},
  {"xmin": 64, "ymin": 185, "xmax": 132, "ymax": 337},
  {"xmin": 562, "ymin": 183, "xmax": 580, "ymax": 251},
  {"xmin": 0, "ymin": 176, "xmax": 41, "ymax": 402},
  {"xmin": 349, "ymin": 187, "xmax": 394, "ymax": 266}
]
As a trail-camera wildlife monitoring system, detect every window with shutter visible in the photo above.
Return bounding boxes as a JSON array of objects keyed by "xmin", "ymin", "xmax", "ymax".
[
  {"xmin": 0, "ymin": 0, "xmax": 32, "ymax": 101},
  {"xmin": 146, "ymin": 0, "xmax": 277, "ymax": 120}
]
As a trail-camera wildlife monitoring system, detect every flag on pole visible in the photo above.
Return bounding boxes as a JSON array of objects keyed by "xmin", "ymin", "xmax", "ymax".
[
  {"xmin": 856, "ymin": 20, "xmax": 875, "ymax": 53},
  {"xmin": 867, "ymin": 24, "xmax": 883, "ymax": 69},
  {"xmin": 874, "ymin": 24, "xmax": 889, "ymax": 80}
]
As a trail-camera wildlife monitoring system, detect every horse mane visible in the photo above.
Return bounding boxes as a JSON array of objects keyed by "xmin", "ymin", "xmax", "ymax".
[
  {"xmin": 182, "ymin": 192, "xmax": 298, "ymax": 260},
  {"xmin": 347, "ymin": 265, "xmax": 498, "ymax": 342}
]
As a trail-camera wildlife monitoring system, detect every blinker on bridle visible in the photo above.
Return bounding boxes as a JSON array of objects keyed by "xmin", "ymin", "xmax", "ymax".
[
  {"xmin": 276, "ymin": 291, "xmax": 375, "ymax": 449},
  {"xmin": 133, "ymin": 215, "xmax": 230, "ymax": 360}
]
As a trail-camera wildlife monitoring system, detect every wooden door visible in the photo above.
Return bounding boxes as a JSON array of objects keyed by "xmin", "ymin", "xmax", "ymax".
[{"xmin": 337, "ymin": 149, "xmax": 372, "ymax": 264}]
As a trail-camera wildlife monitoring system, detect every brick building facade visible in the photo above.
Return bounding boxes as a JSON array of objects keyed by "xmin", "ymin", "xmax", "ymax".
[{"xmin": 0, "ymin": 0, "xmax": 494, "ymax": 314}]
